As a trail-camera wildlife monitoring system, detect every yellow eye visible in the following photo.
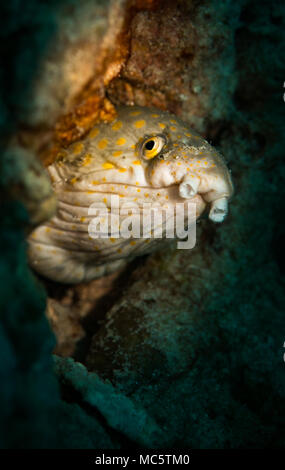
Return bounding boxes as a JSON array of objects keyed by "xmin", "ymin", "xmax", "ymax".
[{"xmin": 141, "ymin": 136, "xmax": 166, "ymax": 160}]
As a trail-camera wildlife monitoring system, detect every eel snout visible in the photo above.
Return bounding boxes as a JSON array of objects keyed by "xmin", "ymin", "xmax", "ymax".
[{"xmin": 149, "ymin": 154, "xmax": 233, "ymax": 223}]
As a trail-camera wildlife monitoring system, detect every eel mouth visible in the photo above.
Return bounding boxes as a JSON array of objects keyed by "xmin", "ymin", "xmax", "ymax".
[
  {"xmin": 51, "ymin": 169, "xmax": 223, "ymax": 224},
  {"xmin": 55, "ymin": 177, "xmax": 208, "ymax": 221}
]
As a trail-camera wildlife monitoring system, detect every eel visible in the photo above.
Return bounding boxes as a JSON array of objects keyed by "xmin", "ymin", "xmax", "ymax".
[{"xmin": 28, "ymin": 106, "xmax": 234, "ymax": 283}]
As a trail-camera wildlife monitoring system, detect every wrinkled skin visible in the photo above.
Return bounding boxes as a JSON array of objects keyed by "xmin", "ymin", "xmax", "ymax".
[{"xmin": 28, "ymin": 106, "xmax": 233, "ymax": 283}]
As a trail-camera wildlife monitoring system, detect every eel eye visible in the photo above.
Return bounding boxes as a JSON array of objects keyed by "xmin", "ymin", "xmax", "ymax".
[{"xmin": 141, "ymin": 136, "xmax": 166, "ymax": 160}]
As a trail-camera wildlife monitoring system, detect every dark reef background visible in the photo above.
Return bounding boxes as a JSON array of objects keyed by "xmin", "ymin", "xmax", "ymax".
[{"xmin": 0, "ymin": 0, "xmax": 284, "ymax": 448}]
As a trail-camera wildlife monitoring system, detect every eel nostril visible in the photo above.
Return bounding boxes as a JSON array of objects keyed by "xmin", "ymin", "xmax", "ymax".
[
  {"xmin": 179, "ymin": 174, "xmax": 200, "ymax": 199},
  {"xmin": 180, "ymin": 183, "xmax": 196, "ymax": 198}
]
